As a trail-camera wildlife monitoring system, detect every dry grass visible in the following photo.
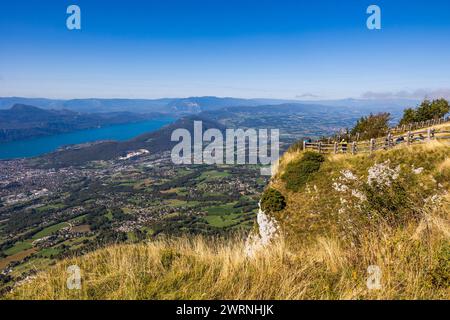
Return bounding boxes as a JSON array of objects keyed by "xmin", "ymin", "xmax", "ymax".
[
  {"xmin": 6, "ymin": 217, "xmax": 449, "ymax": 300},
  {"xmin": 439, "ymin": 157, "xmax": 450, "ymax": 171},
  {"xmin": 428, "ymin": 123, "xmax": 450, "ymax": 131},
  {"xmin": 272, "ymin": 149, "xmax": 301, "ymax": 178}
]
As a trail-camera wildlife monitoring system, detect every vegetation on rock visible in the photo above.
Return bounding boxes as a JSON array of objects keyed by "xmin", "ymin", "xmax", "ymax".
[
  {"xmin": 281, "ymin": 151, "xmax": 325, "ymax": 192},
  {"xmin": 261, "ymin": 188, "xmax": 286, "ymax": 213}
]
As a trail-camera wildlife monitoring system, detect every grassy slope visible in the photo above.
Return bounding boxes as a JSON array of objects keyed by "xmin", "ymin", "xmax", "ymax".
[
  {"xmin": 272, "ymin": 140, "xmax": 450, "ymax": 246},
  {"xmin": 6, "ymin": 141, "xmax": 450, "ymax": 300}
]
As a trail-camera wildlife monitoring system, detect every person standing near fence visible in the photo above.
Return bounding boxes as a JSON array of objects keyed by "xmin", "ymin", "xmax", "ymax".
[{"xmin": 341, "ymin": 139, "xmax": 348, "ymax": 153}]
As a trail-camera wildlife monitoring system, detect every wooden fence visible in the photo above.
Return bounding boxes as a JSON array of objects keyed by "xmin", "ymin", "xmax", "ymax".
[
  {"xmin": 303, "ymin": 117, "xmax": 450, "ymax": 155},
  {"xmin": 390, "ymin": 116, "xmax": 450, "ymax": 134}
]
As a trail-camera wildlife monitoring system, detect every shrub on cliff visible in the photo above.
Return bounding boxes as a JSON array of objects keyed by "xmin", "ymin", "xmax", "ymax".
[
  {"xmin": 282, "ymin": 151, "xmax": 325, "ymax": 191},
  {"xmin": 261, "ymin": 188, "xmax": 286, "ymax": 213}
]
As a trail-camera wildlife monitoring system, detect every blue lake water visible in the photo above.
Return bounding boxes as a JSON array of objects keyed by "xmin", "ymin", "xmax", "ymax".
[{"xmin": 0, "ymin": 118, "xmax": 174, "ymax": 160}]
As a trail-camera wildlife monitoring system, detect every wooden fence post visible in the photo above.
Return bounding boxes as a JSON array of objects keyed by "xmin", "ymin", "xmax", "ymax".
[
  {"xmin": 303, "ymin": 140, "xmax": 307, "ymax": 151},
  {"xmin": 318, "ymin": 142, "xmax": 322, "ymax": 154},
  {"xmin": 427, "ymin": 128, "xmax": 431, "ymax": 141},
  {"xmin": 407, "ymin": 131, "xmax": 411, "ymax": 145},
  {"xmin": 352, "ymin": 142, "xmax": 357, "ymax": 155},
  {"xmin": 334, "ymin": 142, "xmax": 338, "ymax": 154},
  {"xmin": 370, "ymin": 138, "xmax": 375, "ymax": 153}
]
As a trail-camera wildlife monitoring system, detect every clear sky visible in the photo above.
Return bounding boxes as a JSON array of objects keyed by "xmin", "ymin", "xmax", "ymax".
[{"xmin": 1, "ymin": 0, "xmax": 450, "ymax": 99}]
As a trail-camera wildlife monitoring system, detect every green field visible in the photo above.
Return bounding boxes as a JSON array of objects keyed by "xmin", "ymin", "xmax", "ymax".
[
  {"xmin": 69, "ymin": 214, "xmax": 87, "ymax": 223},
  {"xmin": 199, "ymin": 170, "xmax": 230, "ymax": 181},
  {"xmin": 105, "ymin": 210, "xmax": 114, "ymax": 221},
  {"xmin": 117, "ymin": 180, "xmax": 137, "ymax": 187},
  {"xmin": 205, "ymin": 203, "xmax": 239, "ymax": 215},
  {"xmin": 165, "ymin": 199, "xmax": 200, "ymax": 207},
  {"xmin": 35, "ymin": 203, "xmax": 65, "ymax": 213},
  {"xmin": 38, "ymin": 247, "xmax": 62, "ymax": 258},
  {"xmin": 4, "ymin": 241, "xmax": 33, "ymax": 256},
  {"xmin": 203, "ymin": 213, "xmax": 242, "ymax": 228},
  {"xmin": 32, "ymin": 222, "xmax": 70, "ymax": 240}
]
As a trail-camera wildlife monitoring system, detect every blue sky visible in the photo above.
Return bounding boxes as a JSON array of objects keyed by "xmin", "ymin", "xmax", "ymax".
[{"xmin": 1, "ymin": 0, "xmax": 450, "ymax": 99}]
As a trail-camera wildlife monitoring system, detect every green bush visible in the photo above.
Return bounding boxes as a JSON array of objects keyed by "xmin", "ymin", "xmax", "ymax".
[
  {"xmin": 261, "ymin": 188, "xmax": 286, "ymax": 213},
  {"xmin": 301, "ymin": 151, "xmax": 326, "ymax": 163},
  {"xmin": 363, "ymin": 179, "xmax": 416, "ymax": 225},
  {"xmin": 282, "ymin": 152, "xmax": 325, "ymax": 192}
]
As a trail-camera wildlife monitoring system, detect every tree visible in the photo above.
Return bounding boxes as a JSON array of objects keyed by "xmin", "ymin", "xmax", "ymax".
[
  {"xmin": 399, "ymin": 98, "xmax": 449, "ymax": 125},
  {"xmin": 350, "ymin": 113, "xmax": 391, "ymax": 140},
  {"xmin": 399, "ymin": 108, "xmax": 417, "ymax": 126}
]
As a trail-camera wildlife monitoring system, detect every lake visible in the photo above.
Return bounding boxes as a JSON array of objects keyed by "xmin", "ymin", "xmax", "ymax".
[{"xmin": 0, "ymin": 118, "xmax": 174, "ymax": 160}]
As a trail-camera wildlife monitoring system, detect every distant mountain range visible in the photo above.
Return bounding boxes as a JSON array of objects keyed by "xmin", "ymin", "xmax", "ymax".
[
  {"xmin": 0, "ymin": 96, "xmax": 419, "ymax": 117},
  {"xmin": 0, "ymin": 104, "xmax": 165, "ymax": 143},
  {"xmin": 0, "ymin": 96, "xmax": 421, "ymax": 165},
  {"xmin": 0, "ymin": 97, "xmax": 261, "ymax": 114}
]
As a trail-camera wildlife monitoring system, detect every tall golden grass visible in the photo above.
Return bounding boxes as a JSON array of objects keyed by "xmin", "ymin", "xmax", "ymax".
[{"xmin": 7, "ymin": 218, "xmax": 449, "ymax": 300}]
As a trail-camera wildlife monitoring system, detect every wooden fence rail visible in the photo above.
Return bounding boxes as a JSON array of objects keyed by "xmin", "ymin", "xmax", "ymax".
[
  {"xmin": 303, "ymin": 119, "xmax": 450, "ymax": 155},
  {"xmin": 391, "ymin": 116, "xmax": 450, "ymax": 134}
]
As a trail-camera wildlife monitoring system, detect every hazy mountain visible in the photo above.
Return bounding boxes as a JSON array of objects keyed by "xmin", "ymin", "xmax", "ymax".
[
  {"xmin": 0, "ymin": 96, "xmax": 417, "ymax": 118},
  {"xmin": 296, "ymin": 98, "xmax": 420, "ymax": 117},
  {"xmin": 0, "ymin": 97, "xmax": 259, "ymax": 114}
]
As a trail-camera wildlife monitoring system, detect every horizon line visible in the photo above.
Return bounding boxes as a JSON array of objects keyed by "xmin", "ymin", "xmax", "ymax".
[{"xmin": 0, "ymin": 95, "xmax": 424, "ymax": 102}]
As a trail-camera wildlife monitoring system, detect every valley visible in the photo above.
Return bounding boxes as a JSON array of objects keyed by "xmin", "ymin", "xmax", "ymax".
[
  {"xmin": 1, "ymin": 101, "xmax": 359, "ymax": 292},
  {"xmin": 0, "ymin": 150, "xmax": 267, "ymax": 293}
]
